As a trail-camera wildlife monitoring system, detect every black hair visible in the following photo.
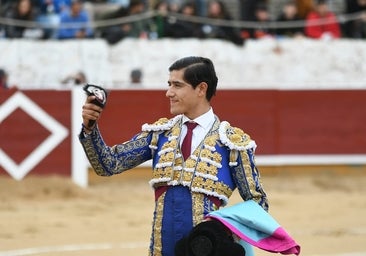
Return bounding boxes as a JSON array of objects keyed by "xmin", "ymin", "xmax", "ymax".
[
  {"xmin": 180, "ymin": 1, "xmax": 197, "ymax": 14},
  {"xmin": 168, "ymin": 56, "xmax": 218, "ymax": 101},
  {"xmin": 0, "ymin": 69, "xmax": 6, "ymax": 78}
]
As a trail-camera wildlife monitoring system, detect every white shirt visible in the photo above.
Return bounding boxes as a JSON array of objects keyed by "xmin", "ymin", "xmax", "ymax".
[{"xmin": 181, "ymin": 107, "xmax": 216, "ymax": 153}]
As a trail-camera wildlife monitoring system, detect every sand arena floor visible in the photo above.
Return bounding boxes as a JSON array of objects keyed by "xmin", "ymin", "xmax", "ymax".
[{"xmin": 0, "ymin": 167, "xmax": 365, "ymax": 256}]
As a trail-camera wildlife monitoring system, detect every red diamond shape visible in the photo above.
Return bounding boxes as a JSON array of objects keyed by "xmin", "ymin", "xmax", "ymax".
[{"xmin": 0, "ymin": 107, "xmax": 50, "ymax": 165}]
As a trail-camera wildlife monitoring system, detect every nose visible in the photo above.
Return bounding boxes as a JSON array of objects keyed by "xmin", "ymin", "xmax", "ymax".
[{"xmin": 166, "ymin": 87, "xmax": 173, "ymax": 98}]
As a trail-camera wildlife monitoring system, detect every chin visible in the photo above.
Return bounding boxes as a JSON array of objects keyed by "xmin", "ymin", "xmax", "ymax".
[
  {"xmin": 170, "ymin": 110, "xmax": 179, "ymax": 116},
  {"xmin": 170, "ymin": 108, "xmax": 183, "ymax": 116}
]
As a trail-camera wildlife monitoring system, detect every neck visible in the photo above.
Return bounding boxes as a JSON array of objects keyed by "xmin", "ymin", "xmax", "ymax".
[{"xmin": 185, "ymin": 105, "xmax": 211, "ymax": 120}]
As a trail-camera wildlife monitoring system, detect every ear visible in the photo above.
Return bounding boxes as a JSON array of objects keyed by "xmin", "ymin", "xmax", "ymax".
[{"xmin": 197, "ymin": 82, "xmax": 208, "ymax": 98}]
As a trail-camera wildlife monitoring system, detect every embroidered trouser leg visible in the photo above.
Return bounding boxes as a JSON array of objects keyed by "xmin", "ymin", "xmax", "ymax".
[{"xmin": 150, "ymin": 186, "xmax": 193, "ymax": 256}]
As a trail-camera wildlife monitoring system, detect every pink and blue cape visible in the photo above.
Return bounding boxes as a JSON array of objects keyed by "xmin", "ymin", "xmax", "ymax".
[{"xmin": 206, "ymin": 200, "xmax": 301, "ymax": 255}]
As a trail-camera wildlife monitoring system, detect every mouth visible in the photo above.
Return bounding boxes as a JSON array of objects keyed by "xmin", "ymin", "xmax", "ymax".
[{"xmin": 170, "ymin": 100, "xmax": 178, "ymax": 105}]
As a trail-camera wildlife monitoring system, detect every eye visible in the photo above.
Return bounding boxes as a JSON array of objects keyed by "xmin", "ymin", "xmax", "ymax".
[{"xmin": 175, "ymin": 82, "xmax": 186, "ymax": 88}]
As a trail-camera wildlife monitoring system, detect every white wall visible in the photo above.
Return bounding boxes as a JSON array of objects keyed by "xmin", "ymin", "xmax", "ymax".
[{"xmin": 2, "ymin": 37, "xmax": 366, "ymax": 90}]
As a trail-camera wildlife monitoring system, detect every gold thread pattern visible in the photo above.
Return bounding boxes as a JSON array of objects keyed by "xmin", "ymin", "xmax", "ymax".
[{"xmin": 150, "ymin": 192, "xmax": 165, "ymax": 256}]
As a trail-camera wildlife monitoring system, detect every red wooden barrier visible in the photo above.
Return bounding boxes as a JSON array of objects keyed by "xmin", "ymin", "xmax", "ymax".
[
  {"xmin": 99, "ymin": 89, "xmax": 366, "ymax": 154},
  {"xmin": 1, "ymin": 89, "xmax": 365, "ymax": 178}
]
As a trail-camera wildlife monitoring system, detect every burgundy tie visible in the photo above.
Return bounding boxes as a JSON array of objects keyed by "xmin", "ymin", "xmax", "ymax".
[{"xmin": 181, "ymin": 121, "xmax": 198, "ymax": 160}]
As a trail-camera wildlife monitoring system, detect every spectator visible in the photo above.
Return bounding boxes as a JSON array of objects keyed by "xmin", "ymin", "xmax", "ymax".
[
  {"xmin": 98, "ymin": 3, "xmax": 129, "ymax": 43},
  {"xmin": 305, "ymin": 0, "xmax": 341, "ymax": 39},
  {"xmin": 238, "ymin": 0, "xmax": 264, "ymax": 21},
  {"xmin": 39, "ymin": 0, "xmax": 72, "ymax": 14},
  {"xmin": 128, "ymin": 68, "xmax": 143, "ymax": 87},
  {"xmin": 344, "ymin": 0, "xmax": 366, "ymax": 38},
  {"xmin": 195, "ymin": 0, "xmax": 207, "ymax": 17},
  {"xmin": 4, "ymin": 0, "xmax": 42, "ymax": 39},
  {"xmin": 275, "ymin": 0, "xmax": 304, "ymax": 38},
  {"xmin": 101, "ymin": 0, "xmax": 152, "ymax": 44},
  {"xmin": 151, "ymin": 0, "xmax": 170, "ymax": 38},
  {"xmin": 61, "ymin": 71, "xmax": 87, "ymax": 87},
  {"xmin": 242, "ymin": 2, "xmax": 274, "ymax": 39},
  {"xmin": 0, "ymin": 69, "xmax": 17, "ymax": 90},
  {"xmin": 107, "ymin": 0, "xmax": 130, "ymax": 7},
  {"xmin": 295, "ymin": 0, "xmax": 314, "ymax": 19},
  {"xmin": 37, "ymin": 0, "xmax": 72, "ymax": 39},
  {"xmin": 124, "ymin": 0, "xmax": 150, "ymax": 38},
  {"xmin": 202, "ymin": 0, "xmax": 244, "ymax": 45},
  {"xmin": 166, "ymin": 0, "xmax": 181, "ymax": 12},
  {"xmin": 165, "ymin": 1, "xmax": 203, "ymax": 38},
  {"xmin": 57, "ymin": 0, "xmax": 93, "ymax": 39},
  {"xmin": 0, "ymin": 69, "xmax": 9, "ymax": 90}
]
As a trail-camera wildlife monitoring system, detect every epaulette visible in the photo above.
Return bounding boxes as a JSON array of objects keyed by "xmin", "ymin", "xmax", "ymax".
[
  {"xmin": 141, "ymin": 115, "xmax": 182, "ymax": 132},
  {"xmin": 219, "ymin": 121, "xmax": 257, "ymax": 151}
]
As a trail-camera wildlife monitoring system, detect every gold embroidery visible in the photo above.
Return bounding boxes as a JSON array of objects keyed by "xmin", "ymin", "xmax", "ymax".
[
  {"xmin": 81, "ymin": 131, "xmax": 150, "ymax": 176},
  {"xmin": 227, "ymin": 126, "xmax": 252, "ymax": 148},
  {"xmin": 200, "ymin": 148, "xmax": 211, "ymax": 158},
  {"xmin": 205, "ymin": 179, "xmax": 215, "ymax": 192},
  {"xmin": 241, "ymin": 150, "xmax": 257, "ymax": 197},
  {"xmin": 149, "ymin": 116, "xmax": 234, "ymax": 206},
  {"xmin": 161, "ymin": 139, "xmax": 177, "ymax": 150},
  {"xmin": 192, "ymin": 192, "xmax": 221, "ymax": 226},
  {"xmin": 196, "ymin": 162, "xmax": 207, "ymax": 173},
  {"xmin": 212, "ymin": 152, "xmax": 222, "ymax": 163},
  {"xmin": 151, "ymin": 192, "xmax": 165, "ymax": 256},
  {"xmin": 182, "ymin": 171, "xmax": 194, "ymax": 183},
  {"xmin": 160, "ymin": 151, "xmax": 175, "ymax": 162},
  {"xmin": 206, "ymin": 165, "xmax": 218, "ymax": 177},
  {"xmin": 170, "ymin": 126, "xmax": 180, "ymax": 137},
  {"xmin": 217, "ymin": 182, "xmax": 233, "ymax": 198},
  {"xmin": 153, "ymin": 121, "xmax": 183, "ymax": 184},
  {"xmin": 154, "ymin": 117, "xmax": 170, "ymax": 126},
  {"xmin": 173, "ymin": 169, "xmax": 181, "ymax": 181},
  {"xmin": 204, "ymin": 134, "xmax": 219, "ymax": 147},
  {"xmin": 185, "ymin": 158, "xmax": 196, "ymax": 168},
  {"xmin": 175, "ymin": 156, "xmax": 183, "ymax": 166},
  {"xmin": 191, "ymin": 176, "xmax": 233, "ymax": 199},
  {"xmin": 191, "ymin": 193, "xmax": 205, "ymax": 226},
  {"xmin": 153, "ymin": 167, "xmax": 174, "ymax": 180}
]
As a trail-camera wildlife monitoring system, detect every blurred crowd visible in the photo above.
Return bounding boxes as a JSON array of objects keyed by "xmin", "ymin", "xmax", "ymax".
[{"xmin": 0, "ymin": 0, "xmax": 365, "ymax": 46}]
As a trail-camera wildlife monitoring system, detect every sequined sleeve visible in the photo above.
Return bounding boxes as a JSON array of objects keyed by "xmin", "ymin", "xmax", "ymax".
[
  {"xmin": 79, "ymin": 126, "xmax": 153, "ymax": 176},
  {"xmin": 219, "ymin": 121, "xmax": 269, "ymax": 211},
  {"xmin": 231, "ymin": 148, "xmax": 269, "ymax": 211}
]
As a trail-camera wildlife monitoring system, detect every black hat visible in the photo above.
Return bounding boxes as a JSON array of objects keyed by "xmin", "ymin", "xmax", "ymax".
[{"xmin": 175, "ymin": 220, "xmax": 246, "ymax": 256}]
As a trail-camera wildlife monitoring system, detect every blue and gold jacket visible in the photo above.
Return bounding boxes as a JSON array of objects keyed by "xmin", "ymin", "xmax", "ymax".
[{"xmin": 80, "ymin": 114, "xmax": 268, "ymax": 210}]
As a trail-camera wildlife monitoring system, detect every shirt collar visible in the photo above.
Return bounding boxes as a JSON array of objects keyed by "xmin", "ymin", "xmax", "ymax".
[{"xmin": 182, "ymin": 107, "xmax": 215, "ymax": 130}]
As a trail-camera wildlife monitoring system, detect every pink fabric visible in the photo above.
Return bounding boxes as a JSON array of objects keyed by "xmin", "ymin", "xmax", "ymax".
[
  {"xmin": 209, "ymin": 216, "xmax": 300, "ymax": 255},
  {"xmin": 208, "ymin": 206, "xmax": 301, "ymax": 256}
]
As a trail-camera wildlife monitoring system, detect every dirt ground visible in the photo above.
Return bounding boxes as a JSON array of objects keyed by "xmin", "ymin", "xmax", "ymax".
[{"xmin": 1, "ymin": 167, "xmax": 366, "ymax": 256}]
